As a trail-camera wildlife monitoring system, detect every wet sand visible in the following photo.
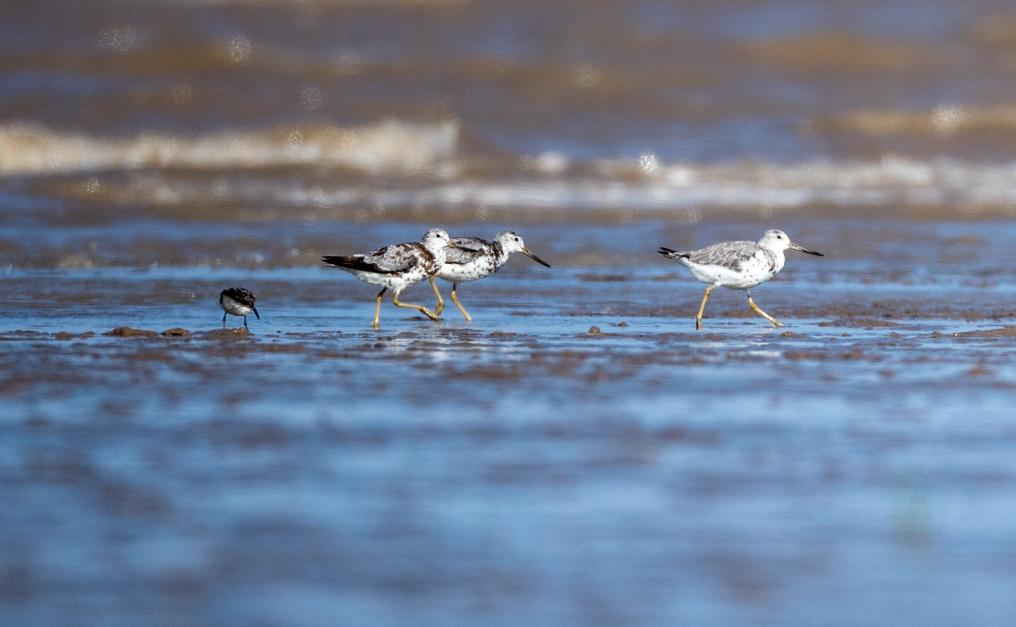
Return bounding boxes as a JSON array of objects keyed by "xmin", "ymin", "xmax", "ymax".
[
  {"xmin": 4, "ymin": 219, "xmax": 1016, "ymax": 624},
  {"xmin": 6, "ymin": 0, "xmax": 1016, "ymax": 623}
]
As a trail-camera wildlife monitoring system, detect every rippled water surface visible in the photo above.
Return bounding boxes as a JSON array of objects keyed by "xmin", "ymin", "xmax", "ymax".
[
  {"xmin": 4, "ymin": 1, "xmax": 1016, "ymax": 625},
  {"xmin": 6, "ymin": 220, "xmax": 1016, "ymax": 625}
]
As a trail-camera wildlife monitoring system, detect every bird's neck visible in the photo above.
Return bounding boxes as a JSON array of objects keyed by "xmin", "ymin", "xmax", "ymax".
[
  {"xmin": 768, "ymin": 248, "xmax": 786, "ymax": 272},
  {"xmin": 492, "ymin": 242, "xmax": 510, "ymax": 266},
  {"xmin": 424, "ymin": 243, "xmax": 446, "ymax": 267}
]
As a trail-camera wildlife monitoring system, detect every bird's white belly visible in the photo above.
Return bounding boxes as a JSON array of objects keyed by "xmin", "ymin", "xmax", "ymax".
[
  {"xmin": 345, "ymin": 266, "xmax": 428, "ymax": 292},
  {"xmin": 220, "ymin": 295, "xmax": 253, "ymax": 316},
  {"xmin": 439, "ymin": 259, "xmax": 494, "ymax": 283},
  {"xmin": 684, "ymin": 257, "xmax": 776, "ymax": 289}
]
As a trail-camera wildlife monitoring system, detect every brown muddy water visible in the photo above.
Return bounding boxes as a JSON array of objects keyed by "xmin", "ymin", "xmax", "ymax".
[{"xmin": 4, "ymin": 1, "xmax": 1016, "ymax": 625}]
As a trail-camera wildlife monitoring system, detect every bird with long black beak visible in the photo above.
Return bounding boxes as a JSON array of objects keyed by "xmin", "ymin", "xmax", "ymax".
[
  {"xmin": 435, "ymin": 231, "xmax": 551, "ymax": 321},
  {"xmin": 659, "ymin": 229, "xmax": 823, "ymax": 330}
]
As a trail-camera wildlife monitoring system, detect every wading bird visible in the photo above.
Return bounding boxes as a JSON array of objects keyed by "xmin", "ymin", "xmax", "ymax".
[
  {"xmin": 323, "ymin": 228, "xmax": 456, "ymax": 330},
  {"xmin": 659, "ymin": 229, "xmax": 822, "ymax": 330},
  {"xmin": 219, "ymin": 287, "xmax": 260, "ymax": 330},
  {"xmin": 435, "ymin": 231, "xmax": 551, "ymax": 321}
]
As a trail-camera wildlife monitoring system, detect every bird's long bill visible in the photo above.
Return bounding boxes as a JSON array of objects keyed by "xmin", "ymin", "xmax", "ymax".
[
  {"xmin": 253, "ymin": 307, "xmax": 261, "ymax": 320},
  {"xmin": 789, "ymin": 242, "xmax": 823, "ymax": 256},
  {"xmin": 522, "ymin": 247, "xmax": 552, "ymax": 267}
]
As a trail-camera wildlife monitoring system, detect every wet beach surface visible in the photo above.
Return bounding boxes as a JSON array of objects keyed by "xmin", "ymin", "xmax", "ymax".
[
  {"xmin": 5, "ymin": 219, "xmax": 1016, "ymax": 624},
  {"xmin": 6, "ymin": 0, "xmax": 1016, "ymax": 623}
]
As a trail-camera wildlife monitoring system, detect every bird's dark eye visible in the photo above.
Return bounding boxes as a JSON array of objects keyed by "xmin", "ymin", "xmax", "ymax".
[{"xmin": 776, "ymin": 235, "xmax": 783, "ymax": 239}]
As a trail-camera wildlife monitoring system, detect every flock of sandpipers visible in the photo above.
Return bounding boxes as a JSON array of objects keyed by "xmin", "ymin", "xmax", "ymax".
[{"xmin": 220, "ymin": 228, "xmax": 823, "ymax": 331}]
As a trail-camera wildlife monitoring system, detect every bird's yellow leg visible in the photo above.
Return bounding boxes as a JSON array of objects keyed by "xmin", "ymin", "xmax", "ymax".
[
  {"xmin": 450, "ymin": 283, "xmax": 473, "ymax": 322},
  {"xmin": 747, "ymin": 293, "xmax": 784, "ymax": 328},
  {"xmin": 695, "ymin": 285, "xmax": 716, "ymax": 331},
  {"xmin": 372, "ymin": 288, "xmax": 387, "ymax": 330},
  {"xmin": 392, "ymin": 291, "xmax": 440, "ymax": 321},
  {"xmin": 430, "ymin": 276, "xmax": 445, "ymax": 316}
]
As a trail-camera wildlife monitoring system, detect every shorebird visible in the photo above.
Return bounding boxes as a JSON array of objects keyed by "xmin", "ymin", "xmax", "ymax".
[
  {"xmin": 219, "ymin": 287, "xmax": 260, "ymax": 329},
  {"xmin": 659, "ymin": 229, "xmax": 822, "ymax": 330},
  {"xmin": 323, "ymin": 228, "xmax": 455, "ymax": 330},
  {"xmin": 435, "ymin": 231, "xmax": 551, "ymax": 321}
]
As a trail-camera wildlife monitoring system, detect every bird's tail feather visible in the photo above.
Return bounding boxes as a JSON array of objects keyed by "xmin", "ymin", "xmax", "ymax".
[
  {"xmin": 322, "ymin": 255, "xmax": 364, "ymax": 269},
  {"xmin": 658, "ymin": 247, "xmax": 690, "ymax": 259}
]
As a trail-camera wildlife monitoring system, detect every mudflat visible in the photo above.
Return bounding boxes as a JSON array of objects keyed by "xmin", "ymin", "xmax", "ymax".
[{"xmin": 3, "ymin": 217, "xmax": 1016, "ymax": 624}]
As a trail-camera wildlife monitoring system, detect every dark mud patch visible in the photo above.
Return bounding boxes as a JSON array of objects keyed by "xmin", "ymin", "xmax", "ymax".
[
  {"xmin": 965, "ymin": 362, "xmax": 996, "ymax": 377},
  {"xmin": 103, "ymin": 326, "xmax": 158, "ymax": 337},
  {"xmin": 54, "ymin": 331, "xmax": 96, "ymax": 340},
  {"xmin": 577, "ymin": 273, "xmax": 630, "ymax": 282},
  {"xmin": 443, "ymin": 363, "xmax": 528, "ymax": 382},
  {"xmin": 203, "ymin": 327, "xmax": 252, "ymax": 338},
  {"xmin": 819, "ymin": 318, "xmax": 903, "ymax": 329},
  {"xmin": 933, "ymin": 326, "xmax": 1016, "ymax": 339},
  {"xmin": 487, "ymin": 331, "xmax": 520, "ymax": 339},
  {"xmin": 783, "ymin": 348, "xmax": 878, "ymax": 361},
  {"xmin": 251, "ymin": 343, "xmax": 310, "ymax": 354}
]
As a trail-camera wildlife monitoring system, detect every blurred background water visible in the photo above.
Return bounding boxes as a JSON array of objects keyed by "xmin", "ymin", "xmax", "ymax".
[
  {"xmin": 5, "ymin": 0, "xmax": 1016, "ymax": 243},
  {"xmin": 4, "ymin": 1, "xmax": 1016, "ymax": 625}
]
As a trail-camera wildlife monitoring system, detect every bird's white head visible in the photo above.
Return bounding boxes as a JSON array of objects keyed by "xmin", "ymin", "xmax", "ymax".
[
  {"xmin": 495, "ymin": 231, "xmax": 551, "ymax": 267},
  {"xmin": 758, "ymin": 229, "xmax": 823, "ymax": 256},
  {"xmin": 495, "ymin": 231, "xmax": 527, "ymax": 254},
  {"xmin": 421, "ymin": 228, "xmax": 452, "ymax": 251}
]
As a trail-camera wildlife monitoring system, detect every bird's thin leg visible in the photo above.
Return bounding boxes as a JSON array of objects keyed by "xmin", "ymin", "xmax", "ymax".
[
  {"xmin": 392, "ymin": 291, "xmax": 440, "ymax": 321},
  {"xmin": 450, "ymin": 283, "xmax": 473, "ymax": 322},
  {"xmin": 373, "ymin": 288, "xmax": 387, "ymax": 330},
  {"xmin": 430, "ymin": 276, "xmax": 445, "ymax": 317},
  {"xmin": 695, "ymin": 285, "xmax": 716, "ymax": 331},
  {"xmin": 243, "ymin": 315, "xmax": 248, "ymax": 330},
  {"xmin": 746, "ymin": 291, "xmax": 784, "ymax": 328},
  {"xmin": 222, "ymin": 311, "xmax": 227, "ymax": 328}
]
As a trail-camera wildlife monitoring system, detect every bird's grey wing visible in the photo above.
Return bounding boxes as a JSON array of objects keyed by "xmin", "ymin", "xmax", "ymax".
[
  {"xmin": 444, "ymin": 237, "xmax": 490, "ymax": 265},
  {"xmin": 323, "ymin": 244, "xmax": 419, "ymax": 273},
  {"xmin": 686, "ymin": 240, "xmax": 758, "ymax": 271},
  {"xmin": 363, "ymin": 244, "xmax": 421, "ymax": 273}
]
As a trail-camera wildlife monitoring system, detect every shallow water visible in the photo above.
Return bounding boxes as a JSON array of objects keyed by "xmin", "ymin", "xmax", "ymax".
[
  {"xmin": 5, "ymin": 224, "xmax": 1016, "ymax": 624},
  {"xmin": 6, "ymin": 0, "xmax": 1016, "ymax": 624}
]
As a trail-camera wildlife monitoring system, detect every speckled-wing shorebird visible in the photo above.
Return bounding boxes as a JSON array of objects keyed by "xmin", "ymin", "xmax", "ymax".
[
  {"xmin": 322, "ymin": 228, "xmax": 454, "ymax": 330},
  {"xmin": 435, "ymin": 231, "xmax": 551, "ymax": 321},
  {"xmin": 219, "ymin": 287, "xmax": 260, "ymax": 329},
  {"xmin": 659, "ymin": 229, "xmax": 823, "ymax": 330}
]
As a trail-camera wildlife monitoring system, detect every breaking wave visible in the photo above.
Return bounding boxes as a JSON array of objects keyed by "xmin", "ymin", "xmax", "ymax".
[
  {"xmin": 0, "ymin": 120, "xmax": 460, "ymax": 176},
  {"xmin": 6, "ymin": 120, "xmax": 1016, "ymax": 216}
]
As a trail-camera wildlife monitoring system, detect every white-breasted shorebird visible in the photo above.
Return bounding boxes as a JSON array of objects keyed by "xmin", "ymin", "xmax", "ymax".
[
  {"xmin": 436, "ymin": 231, "xmax": 550, "ymax": 321},
  {"xmin": 323, "ymin": 228, "xmax": 456, "ymax": 330},
  {"xmin": 659, "ymin": 229, "xmax": 822, "ymax": 330}
]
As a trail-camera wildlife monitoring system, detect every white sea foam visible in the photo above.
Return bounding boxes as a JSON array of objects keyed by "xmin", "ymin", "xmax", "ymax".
[
  {"xmin": 92, "ymin": 155, "xmax": 1016, "ymax": 218},
  {"xmin": 0, "ymin": 120, "xmax": 459, "ymax": 176},
  {"xmin": 141, "ymin": 155, "xmax": 1016, "ymax": 212},
  {"xmin": 6, "ymin": 121, "xmax": 1016, "ymax": 213}
]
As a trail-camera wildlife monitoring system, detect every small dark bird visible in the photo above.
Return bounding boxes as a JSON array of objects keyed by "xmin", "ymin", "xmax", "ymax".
[{"xmin": 219, "ymin": 287, "xmax": 260, "ymax": 329}]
